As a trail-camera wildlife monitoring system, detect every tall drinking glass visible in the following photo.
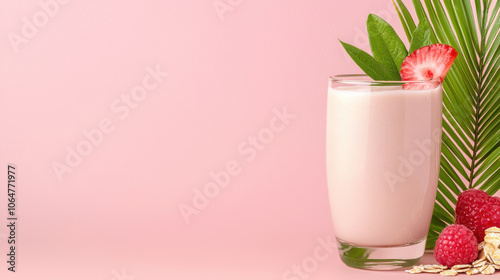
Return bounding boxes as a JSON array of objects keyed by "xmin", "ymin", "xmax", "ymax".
[{"xmin": 326, "ymin": 75, "xmax": 443, "ymax": 270}]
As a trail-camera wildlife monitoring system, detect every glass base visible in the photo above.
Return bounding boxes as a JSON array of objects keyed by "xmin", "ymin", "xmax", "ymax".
[{"xmin": 336, "ymin": 238, "xmax": 426, "ymax": 270}]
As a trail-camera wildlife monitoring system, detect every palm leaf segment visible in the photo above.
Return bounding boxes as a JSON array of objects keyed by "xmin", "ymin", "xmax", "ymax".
[{"xmin": 394, "ymin": 0, "xmax": 500, "ymax": 249}]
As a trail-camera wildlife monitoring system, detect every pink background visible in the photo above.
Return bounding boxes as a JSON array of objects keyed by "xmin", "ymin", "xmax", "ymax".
[{"xmin": 0, "ymin": 0, "xmax": 478, "ymax": 279}]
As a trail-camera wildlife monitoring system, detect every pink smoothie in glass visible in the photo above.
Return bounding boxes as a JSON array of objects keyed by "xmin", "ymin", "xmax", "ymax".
[{"xmin": 326, "ymin": 84, "xmax": 442, "ymax": 247}]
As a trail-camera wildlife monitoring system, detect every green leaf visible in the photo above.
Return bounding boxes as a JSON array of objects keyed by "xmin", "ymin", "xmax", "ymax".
[
  {"xmin": 367, "ymin": 14, "xmax": 407, "ymax": 73},
  {"xmin": 409, "ymin": 18, "xmax": 432, "ymax": 53},
  {"xmin": 397, "ymin": 0, "xmax": 500, "ymax": 250},
  {"xmin": 339, "ymin": 40, "xmax": 399, "ymax": 81},
  {"xmin": 393, "ymin": 0, "xmax": 417, "ymax": 41}
]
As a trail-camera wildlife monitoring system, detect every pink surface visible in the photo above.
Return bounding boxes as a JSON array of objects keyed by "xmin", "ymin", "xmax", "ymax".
[{"xmin": 0, "ymin": 0, "xmax": 485, "ymax": 279}]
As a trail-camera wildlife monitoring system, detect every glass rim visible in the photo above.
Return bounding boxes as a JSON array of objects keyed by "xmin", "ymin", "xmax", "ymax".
[{"xmin": 330, "ymin": 74, "xmax": 441, "ymax": 85}]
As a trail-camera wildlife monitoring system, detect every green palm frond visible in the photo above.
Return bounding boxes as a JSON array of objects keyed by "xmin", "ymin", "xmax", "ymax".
[{"xmin": 394, "ymin": 0, "xmax": 500, "ymax": 249}]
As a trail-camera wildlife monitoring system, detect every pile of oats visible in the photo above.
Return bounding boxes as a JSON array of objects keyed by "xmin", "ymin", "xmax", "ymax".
[{"xmin": 405, "ymin": 227, "xmax": 500, "ymax": 276}]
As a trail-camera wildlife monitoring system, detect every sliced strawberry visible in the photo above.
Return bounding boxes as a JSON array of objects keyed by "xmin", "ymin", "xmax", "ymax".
[{"xmin": 400, "ymin": 44, "xmax": 458, "ymax": 89}]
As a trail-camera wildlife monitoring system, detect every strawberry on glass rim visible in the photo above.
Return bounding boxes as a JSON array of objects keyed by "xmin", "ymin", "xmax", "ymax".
[{"xmin": 400, "ymin": 44, "xmax": 458, "ymax": 89}]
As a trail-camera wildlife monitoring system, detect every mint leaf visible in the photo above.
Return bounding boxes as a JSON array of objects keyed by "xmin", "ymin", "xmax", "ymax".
[
  {"xmin": 409, "ymin": 18, "xmax": 432, "ymax": 53},
  {"xmin": 340, "ymin": 40, "xmax": 399, "ymax": 81},
  {"xmin": 367, "ymin": 14, "xmax": 407, "ymax": 74}
]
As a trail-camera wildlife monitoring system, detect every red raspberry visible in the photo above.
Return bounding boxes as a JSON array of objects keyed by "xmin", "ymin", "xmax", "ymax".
[
  {"xmin": 455, "ymin": 189, "xmax": 500, "ymax": 242},
  {"xmin": 434, "ymin": 224, "xmax": 478, "ymax": 267}
]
